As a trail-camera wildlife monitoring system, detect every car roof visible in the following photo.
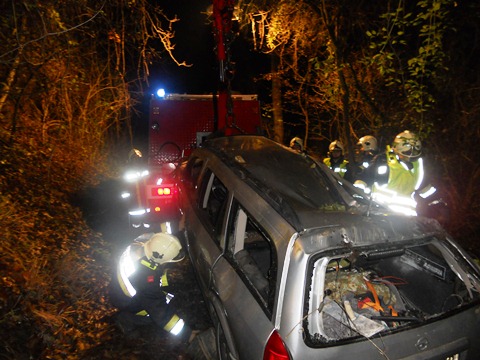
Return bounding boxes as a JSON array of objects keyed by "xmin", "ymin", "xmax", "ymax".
[
  {"xmin": 297, "ymin": 212, "xmax": 444, "ymax": 253},
  {"xmin": 201, "ymin": 135, "xmax": 444, "ymax": 243}
]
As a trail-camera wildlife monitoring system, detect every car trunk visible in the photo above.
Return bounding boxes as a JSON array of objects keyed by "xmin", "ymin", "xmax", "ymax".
[{"xmin": 302, "ymin": 236, "xmax": 480, "ymax": 359}]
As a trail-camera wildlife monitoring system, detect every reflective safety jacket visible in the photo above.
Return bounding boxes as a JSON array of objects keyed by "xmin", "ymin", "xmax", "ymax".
[
  {"xmin": 323, "ymin": 157, "xmax": 349, "ymax": 178},
  {"xmin": 371, "ymin": 150, "xmax": 436, "ymax": 216}
]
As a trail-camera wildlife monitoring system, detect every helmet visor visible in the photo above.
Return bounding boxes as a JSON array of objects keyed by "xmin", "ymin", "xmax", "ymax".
[
  {"xmin": 398, "ymin": 141, "xmax": 421, "ymax": 158},
  {"xmin": 393, "ymin": 131, "xmax": 422, "ymax": 159}
]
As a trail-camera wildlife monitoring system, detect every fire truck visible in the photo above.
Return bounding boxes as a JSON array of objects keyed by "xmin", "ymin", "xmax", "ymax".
[
  {"xmin": 121, "ymin": 93, "xmax": 261, "ymax": 230},
  {"xmin": 120, "ymin": 0, "xmax": 261, "ymax": 231}
]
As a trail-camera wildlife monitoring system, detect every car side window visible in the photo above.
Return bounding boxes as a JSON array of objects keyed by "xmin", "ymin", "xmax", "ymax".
[
  {"xmin": 184, "ymin": 156, "xmax": 204, "ymax": 190},
  {"xmin": 198, "ymin": 169, "xmax": 229, "ymax": 244},
  {"xmin": 226, "ymin": 201, "xmax": 276, "ymax": 315}
]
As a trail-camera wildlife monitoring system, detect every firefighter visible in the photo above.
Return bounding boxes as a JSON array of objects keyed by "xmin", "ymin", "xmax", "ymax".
[
  {"xmin": 365, "ymin": 130, "xmax": 437, "ymax": 216},
  {"xmin": 352, "ymin": 135, "xmax": 379, "ymax": 185},
  {"xmin": 355, "ymin": 135, "xmax": 379, "ymax": 169},
  {"xmin": 289, "ymin": 137, "xmax": 304, "ymax": 153},
  {"xmin": 114, "ymin": 232, "xmax": 197, "ymax": 342},
  {"xmin": 323, "ymin": 140, "xmax": 352, "ymax": 181}
]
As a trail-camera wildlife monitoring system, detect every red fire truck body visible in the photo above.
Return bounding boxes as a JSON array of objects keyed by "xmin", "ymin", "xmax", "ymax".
[
  {"xmin": 124, "ymin": 93, "xmax": 261, "ymax": 230},
  {"xmin": 148, "ymin": 93, "xmax": 261, "ymax": 164}
]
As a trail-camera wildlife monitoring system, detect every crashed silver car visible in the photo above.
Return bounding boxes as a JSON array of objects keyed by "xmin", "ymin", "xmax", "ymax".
[{"xmin": 177, "ymin": 135, "xmax": 480, "ymax": 360}]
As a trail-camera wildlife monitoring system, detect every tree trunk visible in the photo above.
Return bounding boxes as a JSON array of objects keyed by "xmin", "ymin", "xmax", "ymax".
[{"xmin": 271, "ymin": 54, "xmax": 284, "ymax": 144}]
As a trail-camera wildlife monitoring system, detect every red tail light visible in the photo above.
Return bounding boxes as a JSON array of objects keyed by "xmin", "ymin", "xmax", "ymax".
[
  {"xmin": 152, "ymin": 187, "xmax": 172, "ymax": 196},
  {"xmin": 263, "ymin": 330, "xmax": 290, "ymax": 360}
]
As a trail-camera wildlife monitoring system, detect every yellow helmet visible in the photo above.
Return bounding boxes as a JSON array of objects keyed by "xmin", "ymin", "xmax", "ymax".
[{"xmin": 143, "ymin": 233, "xmax": 184, "ymax": 264}]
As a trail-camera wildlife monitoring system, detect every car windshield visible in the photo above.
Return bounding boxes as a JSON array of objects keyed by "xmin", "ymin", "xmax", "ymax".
[
  {"xmin": 207, "ymin": 136, "xmax": 371, "ymax": 214},
  {"xmin": 304, "ymin": 236, "xmax": 480, "ymax": 346}
]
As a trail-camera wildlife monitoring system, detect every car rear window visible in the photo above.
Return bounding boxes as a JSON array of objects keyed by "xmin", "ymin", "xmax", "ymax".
[{"xmin": 304, "ymin": 237, "xmax": 480, "ymax": 346}]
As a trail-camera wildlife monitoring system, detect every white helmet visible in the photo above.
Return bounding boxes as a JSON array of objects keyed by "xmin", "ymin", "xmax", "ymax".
[
  {"xmin": 392, "ymin": 130, "xmax": 422, "ymax": 159},
  {"xmin": 329, "ymin": 140, "xmax": 344, "ymax": 152},
  {"xmin": 128, "ymin": 148, "xmax": 143, "ymax": 161},
  {"xmin": 143, "ymin": 233, "xmax": 184, "ymax": 264},
  {"xmin": 357, "ymin": 135, "xmax": 378, "ymax": 152},
  {"xmin": 289, "ymin": 137, "xmax": 304, "ymax": 151}
]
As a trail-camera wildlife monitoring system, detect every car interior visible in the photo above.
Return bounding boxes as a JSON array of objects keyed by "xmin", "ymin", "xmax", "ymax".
[{"xmin": 305, "ymin": 238, "xmax": 480, "ymax": 344}]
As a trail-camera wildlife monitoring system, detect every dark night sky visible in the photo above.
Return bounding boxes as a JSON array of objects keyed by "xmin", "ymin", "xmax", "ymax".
[
  {"xmin": 146, "ymin": 0, "xmax": 269, "ymax": 96},
  {"xmin": 148, "ymin": 0, "xmax": 215, "ymax": 95}
]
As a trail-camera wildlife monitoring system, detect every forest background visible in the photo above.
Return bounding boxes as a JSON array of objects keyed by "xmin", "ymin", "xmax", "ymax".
[{"xmin": 1, "ymin": 0, "xmax": 479, "ymax": 358}]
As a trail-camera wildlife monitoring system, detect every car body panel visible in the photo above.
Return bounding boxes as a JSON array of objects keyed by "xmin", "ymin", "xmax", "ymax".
[
  {"xmin": 283, "ymin": 310, "xmax": 477, "ymax": 359},
  {"xmin": 212, "ymin": 256, "xmax": 274, "ymax": 359},
  {"xmin": 177, "ymin": 135, "xmax": 480, "ymax": 360}
]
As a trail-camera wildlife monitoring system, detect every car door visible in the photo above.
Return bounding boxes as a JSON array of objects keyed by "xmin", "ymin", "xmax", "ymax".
[
  {"xmin": 210, "ymin": 199, "xmax": 277, "ymax": 360},
  {"xmin": 182, "ymin": 156, "xmax": 277, "ymax": 359},
  {"xmin": 183, "ymin": 164, "xmax": 230, "ymax": 293}
]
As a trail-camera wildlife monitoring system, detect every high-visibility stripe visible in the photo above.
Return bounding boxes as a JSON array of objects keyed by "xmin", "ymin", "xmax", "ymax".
[
  {"xmin": 117, "ymin": 269, "xmax": 135, "ymax": 297},
  {"xmin": 372, "ymin": 183, "xmax": 417, "ymax": 216},
  {"xmin": 163, "ymin": 314, "xmax": 185, "ymax": 335},
  {"xmin": 161, "ymin": 222, "xmax": 168, "ymax": 233},
  {"xmin": 170, "ymin": 319, "xmax": 185, "ymax": 335},
  {"xmin": 161, "ymin": 271, "xmax": 169, "ymax": 287},
  {"xmin": 414, "ymin": 158, "xmax": 424, "ymax": 191},
  {"xmin": 377, "ymin": 165, "xmax": 388, "ymax": 175},
  {"xmin": 164, "ymin": 292, "xmax": 174, "ymax": 303},
  {"xmin": 419, "ymin": 185, "xmax": 437, "ymax": 198},
  {"xmin": 117, "ymin": 245, "xmax": 137, "ymax": 297},
  {"xmin": 141, "ymin": 259, "xmax": 157, "ymax": 270},
  {"xmin": 135, "ymin": 310, "xmax": 148, "ymax": 316}
]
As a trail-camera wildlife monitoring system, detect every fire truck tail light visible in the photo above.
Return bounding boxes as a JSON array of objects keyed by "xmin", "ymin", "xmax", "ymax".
[{"xmin": 152, "ymin": 186, "xmax": 173, "ymax": 196}]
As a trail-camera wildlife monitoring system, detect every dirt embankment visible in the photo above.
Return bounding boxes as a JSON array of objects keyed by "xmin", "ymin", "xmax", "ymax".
[{"xmin": 0, "ymin": 147, "xmax": 211, "ymax": 359}]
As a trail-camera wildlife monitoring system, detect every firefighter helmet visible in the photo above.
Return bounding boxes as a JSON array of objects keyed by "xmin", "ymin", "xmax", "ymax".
[
  {"xmin": 329, "ymin": 140, "xmax": 344, "ymax": 152},
  {"xmin": 357, "ymin": 135, "xmax": 378, "ymax": 152},
  {"xmin": 144, "ymin": 233, "xmax": 185, "ymax": 264},
  {"xmin": 392, "ymin": 130, "xmax": 422, "ymax": 160},
  {"xmin": 289, "ymin": 137, "xmax": 304, "ymax": 151},
  {"xmin": 128, "ymin": 148, "xmax": 143, "ymax": 162}
]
